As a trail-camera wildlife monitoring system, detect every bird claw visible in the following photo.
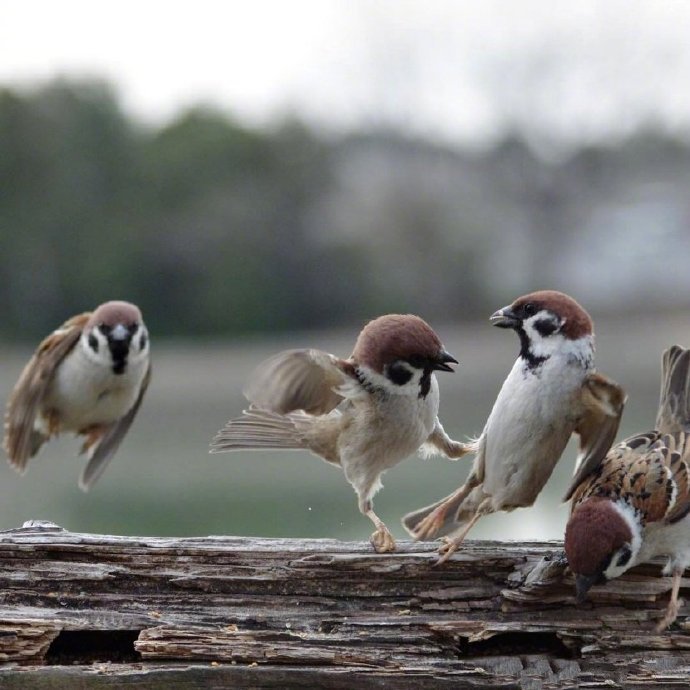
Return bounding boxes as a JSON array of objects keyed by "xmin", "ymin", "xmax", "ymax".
[
  {"xmin": 434, "ymin": 536, "xmax": 461, "ymax": 566},
  {"xmin": 655, "ymin": 597, "xmax": 683, "ymax": 632},
  {"xmin": 370, "ymin": 527, "xmax": 396, "ymax": 553}
]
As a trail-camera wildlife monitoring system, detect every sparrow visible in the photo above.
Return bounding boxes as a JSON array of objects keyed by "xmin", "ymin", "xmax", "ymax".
[
  {"xmin": 4, "ymin": 301, "xmax": 151, "ymax": 490},
  {"xmin": 210, "ymin": 313, "xmax": 467, "ymax": 552},
  {"xmin": 565, "ymin": 344, "xmax": 690, "ymax": 631},
  {"xmin": 403, "ymin": 290, "xmax": 625, "ymax": 563}
]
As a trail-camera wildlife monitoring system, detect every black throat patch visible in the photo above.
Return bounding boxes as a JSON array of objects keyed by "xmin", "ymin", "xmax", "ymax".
[
  {"xmin": 516, "ymin": 326, "xmax": 548, "ymax": 370},
  {"xmin": 108, "ymin": 340, "xmax": 130, "ymax": 375},
  {"xmin": 419, "ymin": 370, "xmax": 432, "ymax": 398}
]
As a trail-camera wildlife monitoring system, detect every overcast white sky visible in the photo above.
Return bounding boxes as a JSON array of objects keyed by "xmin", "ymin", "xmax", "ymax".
[{"xmin": 2, "ymin": 0, "xmax": 690, "ymax": 147}]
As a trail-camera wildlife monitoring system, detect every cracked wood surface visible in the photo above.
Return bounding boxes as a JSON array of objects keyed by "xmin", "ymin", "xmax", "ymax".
[{"xmin": 0, "ymin": 521, "xmax": 688, "ymax": 688}]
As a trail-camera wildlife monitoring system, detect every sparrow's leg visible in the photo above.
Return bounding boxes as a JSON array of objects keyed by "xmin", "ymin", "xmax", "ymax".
[
  {"xmin": 78, "ymin": 424, "xmax": 107, "ymax": 455},
  {"xmin": 656, "ymin": 569, "xmax": 683, "ymax": 632},
  {"xmin": 435, "ymin": 497, "xmax": 493, "ymax": 565},
  {"xmin": 45, "ymin": 408, "xmax": 61, "ymax": 437},
  {"xmin": 422, "ymin": 422, "xmax": 474, "ymax": 460},
  {"xmin": 360, "ymin": 498, "xmax": 396, "ymax": 553},
  {"xmin": 410, "ymin": 476, "xmax": 478, "ymax": 540}
]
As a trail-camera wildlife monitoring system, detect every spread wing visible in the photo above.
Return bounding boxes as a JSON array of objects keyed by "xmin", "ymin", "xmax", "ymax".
[
  {"xmin": 242, "ymin": 348, "xmax": 351, "ymax": 415},
  {"xmin": 79, "ymin": 363, "xmax": 152, "ymax": 491},
  {"xmin": 563, "ymin": 372, "xmax": 626, "ymax": 501},
  {"xmin": 4, "ymin": 312, "xmax": 90, "ymax": 473}
]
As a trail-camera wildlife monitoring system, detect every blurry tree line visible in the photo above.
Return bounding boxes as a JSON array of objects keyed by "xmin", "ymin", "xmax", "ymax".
[{"xmin": 2, "ymin": 79, "xmax": 690, "ymax": 341}]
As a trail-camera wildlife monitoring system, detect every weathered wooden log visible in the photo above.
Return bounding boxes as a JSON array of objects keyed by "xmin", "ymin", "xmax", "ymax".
[{"xmin": 0, "ymin": 520, "xmax": 688, "ymax": 688}]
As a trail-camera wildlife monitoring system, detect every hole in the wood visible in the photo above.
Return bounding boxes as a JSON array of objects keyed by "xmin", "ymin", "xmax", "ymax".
[
  {"xmin": 458, "ymin": 632, "xmax": 575, "ymax": 658},
  {"xmin": 45, "ymin": 630, "xmax": 142, "ymax": 665}
]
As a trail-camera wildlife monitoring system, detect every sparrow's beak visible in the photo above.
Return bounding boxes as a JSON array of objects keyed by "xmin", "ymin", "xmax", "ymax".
[
  {"xmin": 432, "ymin": 350, "xmax": 459, "ymax": 373},
  {"xmin": 490, "ymin": 305, "xmax": 520, "ymax": 329},
  {"xmin": 575, "ymin": 573, "xmax": 601, "ymax": 604},
  {"xmin": 110, "ymin": 323, "xmax": 130, "ymax": 341}
]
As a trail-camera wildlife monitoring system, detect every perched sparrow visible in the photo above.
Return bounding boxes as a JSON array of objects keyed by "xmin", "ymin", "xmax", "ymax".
[
  {"xmin": 403, "ymin": 290, "xmax": 625, "ymax": 563},
  {"xmin": 565, "ymin": 345, "xmax": 690, "ymax": 631},
  {"xmin": 210, "ymin": 314, "xmax": 467, "ymax": 552},
  {"xmin": 4, "ymin": 301, "xmax": 151, "ymax": 490}
]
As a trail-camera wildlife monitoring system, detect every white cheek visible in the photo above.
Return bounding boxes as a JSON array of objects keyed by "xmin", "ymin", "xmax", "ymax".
[
  {"xmin": 523, "ymin": 317, "xmax": 594, "ymax": 363},
  {"xmin": 81, "ymin": 332, "xmax": 112, "ymax": 366},
  {"xmin": 358, "ymin": 363, "xmax": 424, "ymax": 396},
  {"xmin": 129, "ymin": 328, "xmax": 150, "ymax": 361}
]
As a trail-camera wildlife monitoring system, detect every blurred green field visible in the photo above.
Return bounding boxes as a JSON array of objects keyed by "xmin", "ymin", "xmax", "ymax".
[{"xmin": 1, "ymin": 311, "xmax": 688, "ymax": 542}]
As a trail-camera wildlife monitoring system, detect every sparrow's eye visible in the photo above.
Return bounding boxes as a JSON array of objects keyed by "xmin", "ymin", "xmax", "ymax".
[
  {"xmin": 407, "ymin": 355, "xmax": 425, "ymax": 369},
  {"xmin": 88, "ymin": 333, "xmax": 99, "ymax": 353},
  {"xmin": 522, "ymin": 303, "xmax": 537, "ymax": 317},
  {"xmin": 615, "ymin": 545, "xmax": 632, "ymax": 568}
]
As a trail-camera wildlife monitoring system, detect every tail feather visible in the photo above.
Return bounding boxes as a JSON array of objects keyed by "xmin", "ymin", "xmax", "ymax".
[
  {"xmin": 656, "ymin": 346, "xmax": 690, "ymax": 435},
  {"xmin": 210, "ymin": 407, "xmax": 305, "ymax": 452}
]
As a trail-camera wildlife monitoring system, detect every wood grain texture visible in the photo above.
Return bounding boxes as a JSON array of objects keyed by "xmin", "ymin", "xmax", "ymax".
[{"xmin": 0, "ymin": 520, "xmax": 689, "ymax": 688}]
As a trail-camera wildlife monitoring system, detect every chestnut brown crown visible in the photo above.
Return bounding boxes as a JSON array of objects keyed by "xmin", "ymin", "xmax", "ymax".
[
  {"xmin": 352, "ymin": 314, "xmax": 448, "ymax": 374},
  {"xmin": 564, "ymin": 498, "xmax": 632, "ymax": 576},
  {"xmin": 512, "ymin": 290, "xmax": 593, "ymax": 340},
  {"xmin": 87, "ymin": 301, "xmax": 143, "ymax": 330}
]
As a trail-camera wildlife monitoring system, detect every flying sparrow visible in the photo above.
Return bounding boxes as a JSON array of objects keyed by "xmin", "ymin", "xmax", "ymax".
[
  {"xmin": 403, "ymin": 290, "xmax": 625, "ymax": 563},
  {"xmin": 4, "ymin": 301, "xmax": 151, "ymax": 490},
  {"xmin": 210, "ymin": 313, "xmax": 467, "ymax": 552},
  {"xmin": 565, "ymin": 344, "xmax": 690, "ymax": 631}
]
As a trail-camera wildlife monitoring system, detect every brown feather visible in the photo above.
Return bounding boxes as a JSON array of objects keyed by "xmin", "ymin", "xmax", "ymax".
[
  {"xmin": 569, "ymin": 346, "xmax": 690, "ymax": 525},
  {"xmin": 242, "ymin": 349, "xmax": 351, "ymax": 415},
  {"xmin": 3, "ymin": 312, "xmax": 90, "ymax": 472},
  {"xmin": 352, "ymin": 314, "xmax": 443, "ymax": 373},
  {"xmin": 563, "ymin": 373, "xmax": 626, "ymax": 500},
  {"xmin": 511, "ymin": 290, "xmax": 593, "ymax": 339}
]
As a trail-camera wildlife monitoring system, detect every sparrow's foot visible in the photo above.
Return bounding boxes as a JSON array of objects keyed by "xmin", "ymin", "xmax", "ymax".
[
  {"xmin": 435, "ymin": 535, "xmax": 462, "ymax": 565},
  {"xmin": 655, "ymin": 598, "xmax": 682, "ymax": 632},
  {"xmin": 433, "ymin": 509, "xmax": 484, "ymax": 566},
  {"xmin": 370, "ymin": 526, "xmax": 396, "ymax": 553},
  {"xmin": 79, "ymin": 424, "xmax": 106, "ymax": 455},
  {"xmin": 46, "ymin": 408, "xmax": 61, "ymax": 437},
  {"xmin": 411, "ymin": 504, "xmax": 449, "ymax": 541}
]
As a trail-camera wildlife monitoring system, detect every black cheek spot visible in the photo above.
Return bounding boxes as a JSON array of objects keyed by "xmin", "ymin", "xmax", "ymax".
[
  {"xmin": 616, "ymin": 545, "xmax": 632, "ymax": 568},
  {"xmin": 139, "ymin": 333, "xmax": 147, "ymax": 350},
  {"xmin": 533, "ymin": 318, "xmax": 559, "ymax": 337},
  {"xmin": 88, "ymin": 334, "xmax": 99, "ymax": 353},
  {"xmin": 386, "ymin": 362, "xmax": 413, "ymax": 386}
]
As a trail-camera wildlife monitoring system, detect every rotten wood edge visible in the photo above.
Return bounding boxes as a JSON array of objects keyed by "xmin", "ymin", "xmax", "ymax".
[{"xmin": 0, "ymin": 521, "xmax": 687, "ymax": 689}]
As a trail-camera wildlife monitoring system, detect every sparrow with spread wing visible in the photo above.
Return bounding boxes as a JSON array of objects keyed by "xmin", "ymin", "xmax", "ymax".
[
  {"xmin": 403, "ymin": 290, "xmax": 625, "ymax": 563},
  {"xmin": 210, "ymin": 314, "xmax": 468, "ymax": 552},
  {"xmin": 565, "ymin": 345, "xmax": 690, "ymax": 631},
  {"xmin": 4, "ymin": 301, "xmax": 151, "ymax": 490}
]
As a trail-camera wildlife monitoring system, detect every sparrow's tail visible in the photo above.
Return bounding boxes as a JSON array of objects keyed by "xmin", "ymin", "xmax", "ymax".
[
  {"xmin": 402, "ymin": 474, "xmax": 483, "ymax": 540},
  {"xmin": 656, "ymin": 345, "xmax": 690, "ymax": 435},
  {"xmin": 210, "ymin": 406, "xmax": 307, "ymax": 452}
]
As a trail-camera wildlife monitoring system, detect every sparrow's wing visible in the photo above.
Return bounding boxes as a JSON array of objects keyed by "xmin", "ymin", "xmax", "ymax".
[
  {"xmin": 656, "ymin": 345, "xmax": 690, "ymax": 435},
  {"xmin": 663, "ymin": 432, "xmax": 690, "ymax": 523},
  {"xmin": 563, "ymin": 373, "xmax": 626, "ymax": 501},
  {"xmin": 569, "ymin": 430, "xmax": 690, "ymax": 524},
  {"xmin": 79, "ymin": 363, "xmax": 152, "ymax": 491},
  {"xmin": 242, "ymin": 348, "xmax": 350, "ymax": 415},
  {"xmin": 4, "ymin": 312, "xmax": 90, "ymax": 473}
]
